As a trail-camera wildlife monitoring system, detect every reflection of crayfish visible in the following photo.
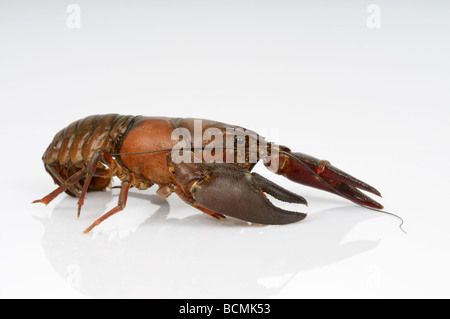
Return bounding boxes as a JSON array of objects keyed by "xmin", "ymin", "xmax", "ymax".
[{"xmin": 34, "ymin": 114, "xmax": 385, "ymax": 234}]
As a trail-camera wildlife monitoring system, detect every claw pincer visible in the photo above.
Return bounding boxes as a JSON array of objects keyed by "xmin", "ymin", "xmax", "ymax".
[
  {"xmin": 271, "ymin": 150, "xmax": 383, "ymax": 210},
  {"xmin": 171, "ymin": 161, "xmax": 307, "ymax": 225}
]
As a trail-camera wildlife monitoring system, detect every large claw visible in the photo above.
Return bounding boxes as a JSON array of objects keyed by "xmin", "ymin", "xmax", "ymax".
[
  {"xmin": 172, "ymin": 162, "xmax": 307, "ymax": 225},
  {"xmin": 272, "ymin": 150, "xmax": 383, "ymax": 210}
]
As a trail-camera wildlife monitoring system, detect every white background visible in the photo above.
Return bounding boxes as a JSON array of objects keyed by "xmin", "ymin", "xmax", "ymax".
[{"xmin": 1, "ymin": 1, "xmax": 449, "ymax": 298}]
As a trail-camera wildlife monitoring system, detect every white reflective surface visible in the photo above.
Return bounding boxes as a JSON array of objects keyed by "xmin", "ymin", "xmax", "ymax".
[
  {"xmin": 1, "ymin": 0, "xmax": 449, "ymax": 298},
  {"xmin": 37, "ymin": 193, "xmax": 382, "ymax": 298}
]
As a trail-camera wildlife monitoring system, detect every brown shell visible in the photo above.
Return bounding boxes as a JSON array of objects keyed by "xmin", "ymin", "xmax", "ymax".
[{"xmin": 41, "ymin": 115, "xmax": 264, "ymax": 197}]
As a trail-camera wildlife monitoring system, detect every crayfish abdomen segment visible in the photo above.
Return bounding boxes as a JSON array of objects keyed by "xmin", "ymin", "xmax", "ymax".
[{"xmin": 41, "ymin": 114, "xmax": 138, "ymax": 195}]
